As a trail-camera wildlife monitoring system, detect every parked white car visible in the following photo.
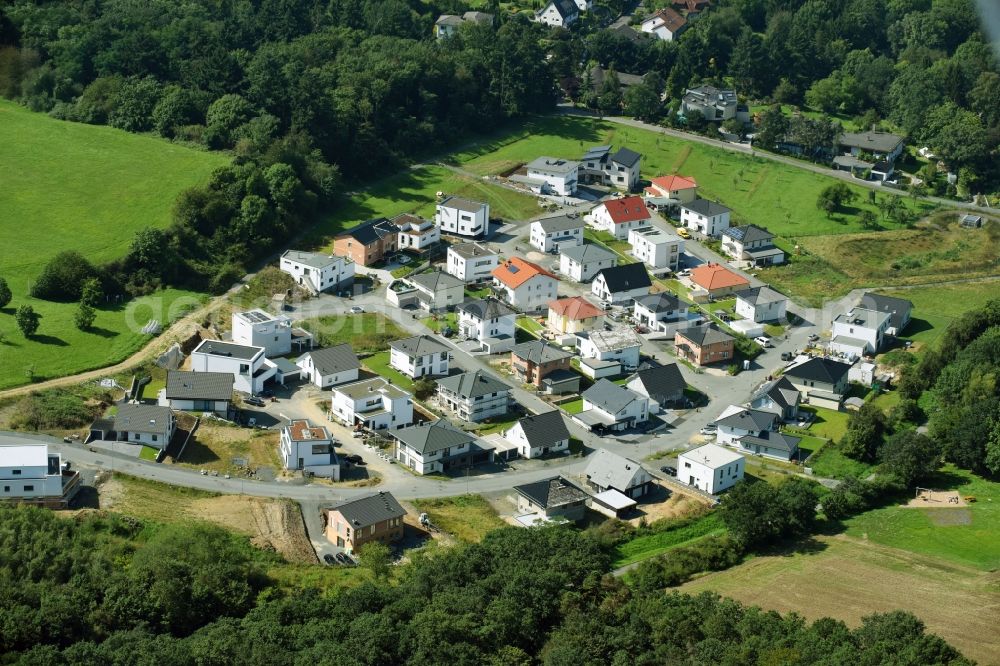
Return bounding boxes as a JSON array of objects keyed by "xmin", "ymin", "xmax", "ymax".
[{"xmin": 754, "ymin": 336, "xmax": 772, "ymax": 348}]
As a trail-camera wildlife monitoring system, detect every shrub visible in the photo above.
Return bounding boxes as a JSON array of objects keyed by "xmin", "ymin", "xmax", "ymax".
[
  {"xmin": 29, "ymin": 251, "xmax": 100, "ymax": 301},
  {"xmin": 0, "ymin": 276, "xmax": 11, "ymax": 308},
  {"xmin": 628, "ymin": 535, "xmax": 743, "ymax": 591},
  {"xmin": 8, "ymin": 389, "xmax": 107, "ymax": 430},
  {"xmin": 15, "ymin": 304, "xmax": 40, "ymax": 337}
]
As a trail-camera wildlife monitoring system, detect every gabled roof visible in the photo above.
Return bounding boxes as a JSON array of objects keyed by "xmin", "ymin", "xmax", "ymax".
[
  {"xmin": 585, "ymin": 448, "xmax": 649, "ymax": 491},
  {"xmin": 514, "ymin": 475, "xmax": 587, "ymax": 509},
  {"xmin": 595, "ymin": 263, "xmax": 651, "ymax": 293},
  {"xmin": 115, "ymin": 404, "xmax": 173, "ymax": 435},
  {"xmin": 436, "ymin": 370, "xmax": 510, "ymax": 399},
  {"xmin": 337, "ymin": 217, "xmax": 398, "ymax": 245},
  {"xmin": 689, "ymin": 263, "xmax": 749, "ymax": 291},
  {"xmin": 643, "ymin": 7, "xmax": 687, "ymax": 32},
  {"xmin": 676, "ymin": 324, "xmax": 733, "ymax": 347},
  {"xmin": 611, "ymin": 147, "xmax": 642, "ymax": 169},
  {"xmin": 390, "ymin": 335, "xmax": 451, "ymax": 358},
  {"xmin": 860, "ymin": 292, "xmax": 913, "ymax": 331},
  {"xmin": 784, "ymin": 357, "xmax": 852, "ymax": 385},
  {"xmin": 536, "ymin": 215, "xmax": 584, "ymax": 233},
  {"xmin": 583, "ymin": 379, "xmax": 643, "ymax": 413},
  {"xmin": 714, "ymin": 406, "xmax": 777, "ymax": 432},
  {"xmin": 329, "ymin": 492, "xmax": 405, "ymax": 528},
  {"xmin": 409, "ymin": 270, "xmax": 464, "ymax": 291},
  {"xmin": 492, "ymin": 257, "xmax": 558, "ymax": 289},
  {"xmin": 750, "ymin": 376, "xmax": 800, "ymax": 410},
  {"xmin": 735, "ymin": 286, "xmax": 786, "ymax": 306},
  {"xmin": 740, "ymin": 431, "xmax": 801, "ymax": 453},
  {"xmin": 649, "ymin": 174, "xmax": 697, "ymax": 192},
  {"xmin": 548, "ymin": 296, "xmax": 603, "ymax": 320},
  {"xmin": 511, "ymin": 340, "xmax": 574, "ymax": 364},
  {"xmin": 628, "ymin": 363, "xmax": 685, "ymax": 401},
  {"xmin": 391, "ymin": 419, "xmax": 473, "ymax": 455},
  {"xmin": 458, "ymin": 298, "xmax": 516, "ymax": 320},
  {"xmin": 560, "ymin": 243, "xmax": 617, "ymax": 264},
  {"xmin": 634, "ymin": 292, "xmax": 681, "ymax": 313},
  {"xmin": 722, "ymin": 224, "xmax": 774, "ymax": 244},
  {"xmin": 300, "ymin": 344, "xmax": 361, "ymax": 376},
  {"xmin": 435, "ymin": 14, "xmax": 464, "ymax": 27},
  {"xmin": 544, "ymin": 0, "xmax": 580, "ymax": 19},
  {"xmin": 681, "ymin": 199, "xmax": 731, "ymax": 216},
  {"xmin": 601, "ymin": 196, "xmax": 651, "ymax": 224},
  {"xmin": 511, "ymin": 410, "xmax": 570, "ymax": 448},
  {"xmin": 165, "ymin": 371, "xmax": 234, "ymax": 402},
  {"xmin": 582, "ymin": 145, "xmax": 611, "ymax": 161}
]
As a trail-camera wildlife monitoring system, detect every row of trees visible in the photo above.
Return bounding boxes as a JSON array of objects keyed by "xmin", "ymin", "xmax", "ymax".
[{"xmin": 1, "ymin": 505, "xmax": 970, "ymax": 664}]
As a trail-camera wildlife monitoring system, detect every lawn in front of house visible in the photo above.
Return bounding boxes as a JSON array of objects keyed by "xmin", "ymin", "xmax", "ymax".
[
  {"xmin": 297, "ymin": 313, "xmax": 407, "ymax": 355},
  {"xmin": 559, "ymin": 398, "xmax": 584, "ymax": 414},
  {"xmin": 139, "ymin": 446, "xmax": 159, "ymax": 461},
  {"xmin": 411, "ymin": 495, "xmax": 507, "ymax": 542},
  {"xmin": 361, "ymin": 351, "xmax": 415, "ymax": 394},
  {"xmin": 422, "ymin": 312, "xmax": 457, "ymax": 334},
  {"xmin": 799, "ymin": 406, "xmax": 850, "ymax": 442},
  {"xmin": 515, "ymin": 315, "xmax": 545, "ymax": 337},
  {"xmin": 310, "ymin": 165, "xmax": 540, "ymax": 244}
]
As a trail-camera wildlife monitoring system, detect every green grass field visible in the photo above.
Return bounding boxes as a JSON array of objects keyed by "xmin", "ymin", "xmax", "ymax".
[
  {"xmin": 309, "ymin": 165, "xmax": 540, "ymax": 245},
  {"xmin": 298, "ymin": 313, "xmax": 407, "ymax": 355},
  {"xmin": 451, "ymin": 115, "xmax": 931, "ymax": 238},
  {"xmin": 411, "ymin": 495, "xmax": 506, "ymax": 542},
  {"xmin": 614, "ymin": 512, "xmax": 724, "ymax": 568},
  {"xmin": 877, "ymin": 280, "xmax": 1000, "ymax": 349},
  {"xmin": 560, "ymin": 398, "xmax": 584, "ymax": 414},
  {"xmin": 844, "ymin": 466, "xmax": 1000, "ymax": 571},
  {"xmin": 361, "ymin": 351, "xmax": 415, "ymax": 394},
  {"xmin": 0, "ymin": 99, "xmax": 226, "ymax": 390}
]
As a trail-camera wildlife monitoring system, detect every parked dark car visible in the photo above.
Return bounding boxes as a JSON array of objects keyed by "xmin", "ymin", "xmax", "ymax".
[
  {"xmin": 323, "ymin": 554, "xmax": 336, "ymax": 565},
  {"xmin": 660, "ymin": 466, "xmax": 677, "ymax": 476},
  {"xmin": 336, "ymin": 552, "xmax": 354, "ymax": 565},
  {"xmin": 260, "ymin": 389, "xmax": 274, "ymax": 398},
  {"xmin": 781, "ymin": 351, "xmax": 794, "ymax": 361},
  {"xmin": 244, "ymin": 396, "xmax": 265, "ymax": 407},
  {"xmin": 344, "ymin": 454, "xmax": 364, "ymax": 464}
]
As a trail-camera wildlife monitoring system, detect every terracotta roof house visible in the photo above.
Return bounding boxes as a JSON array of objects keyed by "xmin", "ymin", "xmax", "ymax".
[
  {"xmin": 492, "ymin": 257, "xmax": 559, "ymax": 311},
  {"xmin": 589, "ymin": 196, "xmax": 652, "ymax": 239},
  {"xmin": 547, "ymin": 296, "xmax": 604, "ymax": 335},
  {"xmin": 689, "ymin": 262, "xmax": 750, "ymax": 297}
]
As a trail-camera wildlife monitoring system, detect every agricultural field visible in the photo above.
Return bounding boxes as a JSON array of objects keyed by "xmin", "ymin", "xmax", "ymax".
[
  {"xmin": 0, "ymin": 100, "xmax": 225, "ymax": 390},
  {"xmin": 681, "ymin": 534, "xmax": 1000, "ymax": 665},
  {"xmin": 451, "ymin": 115, "xmax": 932, "ymax": 238},
  {"xmin": 311, "ymin": 164, "xmax": 540, "ymax": 243}
]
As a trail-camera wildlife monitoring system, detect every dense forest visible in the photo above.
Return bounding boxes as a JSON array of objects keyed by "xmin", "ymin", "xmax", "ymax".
[
  {"xmin": 0, "ymin": 0, "xmax": 996, "ymax": 294},
  {"xmin": 0, "ymin": 506, "xmax": 971, "ymax": 665}
]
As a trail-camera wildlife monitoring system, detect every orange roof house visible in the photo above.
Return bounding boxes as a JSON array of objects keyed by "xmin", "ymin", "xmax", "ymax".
[
  {"xmin": 689, "ymin": 262, "xmax": 750, "ymax": 297},
  {"xmin": 547, "ymin": 296, "xmax": 604, "ymax": 335},
  {"xmin": 492, "ymin": 257, "xmax": 560, "ymax": 311},
  {"xmin": 492, "ymin": 257, "xmax": 558, "ymax": 289},
  {"xmin": 645, "ymin": 175, "xmax": 698, "ymax": 203},
  {"xmin": 602, "ymin": 196, "xmax": 651, "ymax": 225}
]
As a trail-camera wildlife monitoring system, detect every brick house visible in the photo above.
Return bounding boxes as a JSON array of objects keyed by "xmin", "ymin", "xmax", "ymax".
[
  {"xmin": 674, "ymin": 325, "xmax": 734, "ymax": 366},
  {"xmin": 324, "ymin": 491, "xmax": 406, "ymax": 554},
  {"xmin": 333, "ymin": 217, "xmax": 399, "ymax": 266},
  {"xmin": 510, "ymin": 340, "xmax": 574, "ymax": 388}
]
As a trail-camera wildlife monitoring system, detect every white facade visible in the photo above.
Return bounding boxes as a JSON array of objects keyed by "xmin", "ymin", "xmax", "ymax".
[
  {"xmin": 589, "ymin": 203, "xmax": 649, "ymax": 240},
  {"xmin": 628, "ymin": 227, "xmax": 683, "ymax": 270},
  {"xmin": 831, "ymin": 308, "xmax": 890, "ymax": 356},
  {"xmin": 190, "ymin": 340, "xmax": 274, "ymax": 395},
  {"xmin": 735, "ymin": 290, "xmax": 788, "ymax": 323},
  {"xmin": 530, "ymin": 219, "xmax": 584, "ymax": 252},
  {"xmin": 640, "ymin": 10, "xmax": 685, "ymax": 41},
  {"xmin": 681, "ymin": 203, "xmax": 731, "ymax": 237},
  {"xmin": 633, "ymin": 298, "xmax": 696, "ymax": 336},
  {"xmin": 0, "ymin": 440, "xmax": 66, "ymax": 500},
  {"xmin": 231, "ymin": 310, "xmax": 292, "ymax": 357},
  {"xmin": 446, "ymin": 243, "xmax": 498, "ymax": 283},
  {"xmin": 581, "ymin": 388, "xmax": 649, "ymax": 431},
  {"xmin": 457, "ymin": 302, "xmax": 517, "ymax": 343},
  {"xmin": 389, "ymin": 343, "xmax": 450, "ymax": 379},
  {"xmin": 493, "ymin": 275, "xmax": 558, "ymax": 312},
  {"xmin": 678, "ymin": 444, "xmax": 744, "ymax": 494},
  {"xmin": 591, "ymin": 271, "xmax": 650, "ymax": 304},
  {"xmin": 559, "ymin": 247, "xmax": 617, "ymax": 282},
  {"xmin": 576, "ymin": 329, "xmax": 641, "ymax": 368},
  {"xmin": 331, "ymin": 378, "xmax": 413, "ymax": 431},
  {"xmin": 396, "ymin": 216, "xmax": 440, "ymax": 251},
  {"xmin": 535, "ymin": 1, "xmax": 578, "ymax": 27},
  {"xmin": 409, "ymin": 272, "xmax": 466, "ymax": 312},
  {"xmin": 504, "ymin": 421, "xmax": 569, "ymax": 459},
  {"xmin": 280, "ymin": 250, "xmax": 354, "ymax": 295},
  {"xmin": 279, "ymin": 420, "xmax": 339, "ymax": 479},
  {"xmin": 295, "ymin": 353, "xmax": 359, "ymax": 389},
  {"xmin": 525, "ymin": 157, "xmax": 579, "ymax": 195},
  {"xmin": 435, "ymin": 197, "xmax": 489, "ymax": 238}
]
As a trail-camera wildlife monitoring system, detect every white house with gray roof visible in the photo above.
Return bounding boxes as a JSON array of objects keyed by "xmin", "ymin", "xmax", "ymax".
[
  {"xmin": 584, "ymin": 448, "xmax": 653, "ymax": 499},
  {"xmin": 501, "ymin": 410, "xmax": 570, "ymax": 459},
  {"xmin": 391, "ymin": 419, "xmax": 481, "ymax": 475},
  {"xmin": 530, "ymin": 215, "xmax": 584, "ymax": 252},
  {"xmin": 628, "ymin": 226, "xmax": 684, "ymax": 270},
  {"xmin": 520, "ymin": 157, "xmax": 579, "ymax": 196},
  {"xmin": 721, "ymin": 225, "xmax": 784, "ymax": 267},
  {"xmin": 831, "ymin": 307, "xmax": 890, "ymax": 357},
  {"xmin": 579, "ymin": 145, "xmax": 643, "ymax": 190},
  {"xmin": 633, "ymin": 292, "xmax": 698, "ymax": 336},
  {"xmin": 436, "ymin": 370, "xmax": 511, "ymax": 422},
  {"xmin": 679, "ymin": 443, "xmax": 744, "ymax": 494},
  {"xmin": 748, "ymin": 376, "xmax": 801, "ymax": 422},
  {"xmin": 0, "ymin": 432, "xmax": 80, "ymax": 505},
  {"xmin": 389, "ymin": 335, "xmax": 451, "ymax": 379},
  {"xmin": 160, "ymin": 370, "xmax": 234, "ymax": 417},
  {"xmin": 231, "ymin": 309, "xmax": 306, "ymax": 357},
  {"xmin": 436, "ymin": 196, "xmax": 490, "ymax": 238},
  {"xmin": 110, "ymin": 404, "xmax": 176, "ymax": 449},
  {"xmin": 331, "ymin": 377, "xmax": 413, "ymax": 431},
  {"xmin": 456, "ymin": 298, "xmax": 517, "ymax": 352},
  {"xmin": 559, "ymin": 243, "xmax": 617, "ymax": 282},
  {"xmin": 447, "ymin": 242, "xmax": 498, "ymax": 283},
  {"xmin": 190, "ymin": 340, "xmax": 275, "ymax": 395},
  {"xmin": 713, "ymin": 405, "xmax": 778, "ymax": 446},
  {"xmin": 576, "ymin": 326, "xmax": 642, "ymax": 369},
  {"xmin": 680, "ymin": 199, "xmax": 731, "ymax": 237},
  {"xmin": 296, "ymin": 344, "xmax": 361, "ymax": 389},
  {"xmin": 626, "ymin": 363, "xmax": 686, "ymax": 412},
  {"xmin": 408, "ymin": 270, "xmax": 465, "ymax": 312},
  {"xmin": 280, "ymin": 250, "xmax": 354, "ymax": 295},
  {"xmin": 859, "ymin": 292, "xmax": 912, "ymax": 336},
  {"xmin": 575, "ymin": 379, "xmax": 649, "ymax": 432},
  {"xmin": 534, "ymin": 0, "xmax": 580, "ymax": 27},
  {"xmin": 735, "ymin": 286, "xmax": 787, "ymax": 323}
]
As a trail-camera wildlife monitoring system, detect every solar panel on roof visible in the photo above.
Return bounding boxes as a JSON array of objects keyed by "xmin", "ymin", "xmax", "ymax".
[{"xmin": 509, "ymin": 265, "xmax": 520, "ymax": 273}]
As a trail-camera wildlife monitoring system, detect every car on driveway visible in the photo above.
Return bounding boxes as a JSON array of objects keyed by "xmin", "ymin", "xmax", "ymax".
[
  {"xmin": 754, "ymin": 336, "xmax": 772, "ymax": 348},
  {"xmin": 244, "ymin": 396, "xmax": 265, "ymax": 407},
  {"xmin": 781, "ymin": 351, "xmax": 794, "ymax": 361},
  {"xmin": 660, "ymin": 465, "xmax": 676, "ymax": 476},
  {"xmin": 323, "ymin": 553, "xmax": 336, "ymax": 565},
  {"xmin": 349, "ymin": 305, "xmax": 365, "ymax": 314},
  {"xmin": 344, "ymin": 454, "xmax": 364, "ymax": 464},
  {"xmin": 807, "ymin": 333, "xmax": 819, "ymax": 342},
  {"xmin": 699, "ymin": 426, "xmax": 717, "ymax": 436},
  {"xmin": 336, "ymin": 552, "xmax": 354, "ymax": 565}
]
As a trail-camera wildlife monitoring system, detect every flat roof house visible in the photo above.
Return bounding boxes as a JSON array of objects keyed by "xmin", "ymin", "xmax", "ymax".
[
  {"xmin": 513, "ymin": 475, "xmax": 589, "ymax": 523},
  {"xmin": 296, "ymin": 344, "xmax": 361, "ymax": 389},
  {"xmin": 436, "ymin": 370, "xmax": 512, "ymax": 423},
  {"xmin": 160, "ymin": 370, "xmax": 234, "ymax": 417},
  {"xmin": 0, "ymin": 431, "xmax": 81, "ymax": 508},
  {"xmin": 325, "ymin": 492, "xmax": 405, "ymax": 553},
  {"xmin": 280, "ymin": 419, "xmax": 339, "ymax": 479},
  {"xmin": 447, "ymin": 242, "xmax": 498, "ymax": 283},
  {"xmin": 436, "ymin": 196, "xmax": 490, "ymax": 239},
  {"xmin": 190, "ymin": 339, "xmax": 275, "ymax": 396},
  {"xmin": 681, "ymin": 85, "xmax": 740, "ymax": 122},
  {"xmin": 858, "ymin": 292, "xmax": 913, "ymax": 336},
  {"xmin": 576, "ymin": 325, "xmax": 642, "ymax": 370},
  {"xmin": 501, "ymin": 410, "xmax": 571, "ymax": 459},
  {"xmin": 521, "ymin": 157, "xmax": 579, "ymax": 196},
  {"xmin": 232, "ymin": 308, "xmax": 309, "ymax": 358},
  {"xmin": 280, "ymin": 250, "xmax": 354, "ymax": 295},
  {"xmin": 628, "ymin": 226, "xmax": 684, "ymax": 271},
  {"xmin": 831, "ymin": 307, "xmax": 891, "ymax": 357},
  {"xmin": 678, "ymin": 443, "xmax": 744, "ymax": 494},
  {"xmin": 392, "ymin": 419, "xmax": 486, "ymax": 476}
]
